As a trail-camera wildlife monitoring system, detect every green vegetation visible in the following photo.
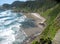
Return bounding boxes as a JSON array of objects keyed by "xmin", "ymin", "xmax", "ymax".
[
  {"xmin": 32, "ymin": 3, "xmax": 60, "ymax": 44},
  {"xmin": 32, "ymin": 37, "xmax": 52, "ymax": 44},
  {"xmin": 40, "ymin": 3, "xmax": 60, "ymax": 39},
  {"xmin": 2, "ymin": 0, "xmax": 57, "ymax": 12},
  {"xmin": 9, "ymin": 1, "xmax": 60, "ymax": 44},
  {"xmin": 1, "ymin": 0, "xmax": 60, "ymax": 44},
  {"xmin": 32, "ymin": 40, "xmax": 39, "ymax": 44}
]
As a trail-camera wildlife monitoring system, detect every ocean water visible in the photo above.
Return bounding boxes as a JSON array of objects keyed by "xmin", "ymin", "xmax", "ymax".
[{"xmin": 0, "ymin": 10, "xmax": 27, "ymax": 44}]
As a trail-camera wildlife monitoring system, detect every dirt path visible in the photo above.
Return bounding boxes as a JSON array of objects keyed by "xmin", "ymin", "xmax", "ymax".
[{"xmin": 52, "ymin": 29, "xmax": 60, "ymax": 44}]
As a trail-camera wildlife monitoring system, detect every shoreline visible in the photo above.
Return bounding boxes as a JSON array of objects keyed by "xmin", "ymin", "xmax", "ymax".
[{"xmin": 21, "ymin": 13, "xmax": 46, "ymax": 44}]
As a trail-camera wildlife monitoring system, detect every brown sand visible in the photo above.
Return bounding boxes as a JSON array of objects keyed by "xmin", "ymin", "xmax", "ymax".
[{"xmin": 22, "ymin": 13, "xmax": 46, "ymax": 44}]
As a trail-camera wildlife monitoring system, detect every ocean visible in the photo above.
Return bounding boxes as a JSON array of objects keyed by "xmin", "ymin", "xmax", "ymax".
[{"xmin": 0, "ymin": 10, "xmax": 27, "ymax": 44}]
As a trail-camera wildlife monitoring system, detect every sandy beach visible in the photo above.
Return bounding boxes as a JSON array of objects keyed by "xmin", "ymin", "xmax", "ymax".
[{"xmin": 22, "ymin": 13, "xmax": 46, "ymax": 44}]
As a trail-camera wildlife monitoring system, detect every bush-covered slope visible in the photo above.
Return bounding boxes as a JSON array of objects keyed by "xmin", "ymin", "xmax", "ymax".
[
  {"xmin": 2, "ymin": 0, "xmax": 57, "ymax": 12},
  {"xmin": 32, "ymin": 3, "xmax": 60, "ymax": 44},
  {"xmin": 40, "ymin": 3, "xmax": 60, "ymax": 39}
]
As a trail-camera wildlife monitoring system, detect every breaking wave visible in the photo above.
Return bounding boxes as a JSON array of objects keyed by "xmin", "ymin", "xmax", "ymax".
[{"xmin": 0, "ymin": 10, "xmax": 27, "ymax": 44}]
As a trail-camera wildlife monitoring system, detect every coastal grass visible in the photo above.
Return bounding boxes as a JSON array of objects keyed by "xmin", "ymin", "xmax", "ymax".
[
  {"xmin": 32, "ymin": 3, "xmax": 60, "ymax": 44},
  {"xmin": 40, "ymin": 3, "xmax": 60, "ymax": 40}
]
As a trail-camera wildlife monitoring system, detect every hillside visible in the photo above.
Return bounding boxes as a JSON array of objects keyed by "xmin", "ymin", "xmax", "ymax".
[
  {"xmin": 1, "ymin": 0, "xmax": 60, "ymax": 44},
  {"xmin": 2, "ymin": 0, "xmax": 57, "ymax": 12},
  {"xmin": 32, "ymin": 3, "xmax": 60, "ymax": 44}
]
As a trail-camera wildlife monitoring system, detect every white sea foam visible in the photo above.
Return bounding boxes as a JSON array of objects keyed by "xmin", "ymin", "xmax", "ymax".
[{"xmin": 0, "ymin": 10, "xmax": 27, "ymax": 44}]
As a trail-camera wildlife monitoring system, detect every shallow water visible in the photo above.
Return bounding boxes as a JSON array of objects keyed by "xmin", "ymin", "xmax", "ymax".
[{"xmin": 0, "ymin": 10, "xmax": 27, "ymax": 44}]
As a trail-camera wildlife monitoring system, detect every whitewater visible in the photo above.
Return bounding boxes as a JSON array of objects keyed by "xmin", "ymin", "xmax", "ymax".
[{"xmin": 0, "ymin": 10, "xmax": 27, "ymax": 44}]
